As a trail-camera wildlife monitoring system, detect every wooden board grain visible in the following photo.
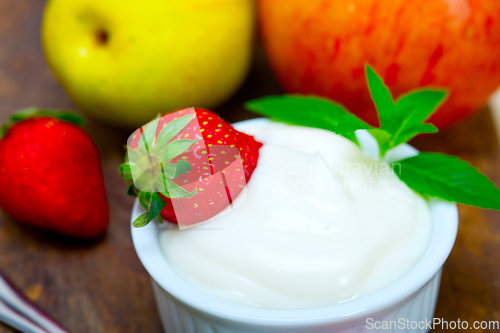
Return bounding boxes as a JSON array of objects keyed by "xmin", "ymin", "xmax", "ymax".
[{"xmin": 0, "ymin": 1, "xmax": 499, "ymax": 332}]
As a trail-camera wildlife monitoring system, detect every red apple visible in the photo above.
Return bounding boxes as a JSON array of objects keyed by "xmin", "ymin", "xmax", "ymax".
[{"xmin": 259, "ymin": 0, "xmax": 500, "ymax": 128}]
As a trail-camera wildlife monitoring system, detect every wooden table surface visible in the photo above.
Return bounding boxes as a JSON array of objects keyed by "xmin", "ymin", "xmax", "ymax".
[{"xmin": 1, "ymin": 1, "xmax": 499, "ymax": 332}]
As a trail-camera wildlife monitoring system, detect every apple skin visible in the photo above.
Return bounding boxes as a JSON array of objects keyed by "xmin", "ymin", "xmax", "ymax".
[
  {"xmin": 42, "ymin": 0, "xmax": 254, "ymax": 128},
  {"xmin": 259, "ymin": 0, "xmax": 500, "ymax": 128}
]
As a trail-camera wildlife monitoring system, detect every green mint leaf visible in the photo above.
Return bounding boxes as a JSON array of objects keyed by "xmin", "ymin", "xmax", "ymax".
[
  {"xmin": 156, "ymin": 114, "xmax": 196, "ymax": 149},
  {"xmin": 392, "ymin": 153, "xmax": 500, "ymax": 210},
  {"xmin": 245, "ymin": 95, "xmax": 374, "ymax": 146},
  {"xmin": 388, "ymin": 90, "xmax": 446, "ymax": 146},
  {"xmin": 161, "ymin": 138, "xmax": 200, "ymax": 162},
  {"xmin": 367, "ymin": 128, "xmax": 393, "ymax": 155},
  {"xmin": 119, "ymin": 163, "xmax": 133, "ymax": 181},
  {"xmin": 365, "ymin": 65, "xmax": 395, "ymax": 127},
  {"xmin": 365, "ymin": 65, "xmax": 448, "ymax": 156}
]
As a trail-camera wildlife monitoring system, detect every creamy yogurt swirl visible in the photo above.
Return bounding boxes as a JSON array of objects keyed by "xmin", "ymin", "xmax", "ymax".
[{"xmin": 160, "ymin": 121, "xmax": 432, "ymax": 310}]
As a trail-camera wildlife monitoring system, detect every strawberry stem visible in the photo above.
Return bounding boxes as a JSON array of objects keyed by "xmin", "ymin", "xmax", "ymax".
[{"xmin": 0, "ymin": 107, "xmax": 85, "ymax": 139}]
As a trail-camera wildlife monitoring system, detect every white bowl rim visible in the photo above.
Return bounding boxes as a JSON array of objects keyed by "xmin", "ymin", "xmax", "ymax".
[{"xmin": 131, "ymin": 118, "xmax": 458, "ymax": 326}]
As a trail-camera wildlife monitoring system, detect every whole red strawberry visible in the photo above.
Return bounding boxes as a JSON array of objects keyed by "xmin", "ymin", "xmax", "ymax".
[
  {"xmin": 120, "ymin": 107, "xmax": 262, "ymax": 227},
  {"xmin": 0, "ymin": 108, "xmax": 109, "ymax": 238}
]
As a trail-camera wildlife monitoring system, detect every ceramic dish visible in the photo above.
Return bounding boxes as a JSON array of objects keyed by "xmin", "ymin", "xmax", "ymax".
[{"xmin": 131, "ymin": 118, "xmax": 459, "ymax": 333}]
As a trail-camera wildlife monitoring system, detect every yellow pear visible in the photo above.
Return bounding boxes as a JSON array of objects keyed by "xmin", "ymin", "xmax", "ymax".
[{"xmin": 42, "ymin": 0, "xmax": 254, "ymax": 128}]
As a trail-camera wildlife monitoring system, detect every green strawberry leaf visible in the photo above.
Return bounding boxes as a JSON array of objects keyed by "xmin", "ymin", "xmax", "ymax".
[
  {"xmin": 124, "ymin": 114, "xmax": 198, "ymax": 194},
  {"xmin": 9, "ymin": 107, "xmax": 39, "ymax": 121},
  {"xmin": 138, "ymin": 191, "xmax": 152, "ymax": 210},
  {"xmin": 173, "ymin": 160, "xmax": 191, "ymax": 178},
  {"xmin": 126, "ymin": 149, "xmax": 139, "ymax": 163},
  {"xmin": 53, "ymin": 112, "xmax": 85, "ymax": 125},
  {"xmin": 133, "ymin": 212, "xmax": 151, "ymax": 228},
  {"xmin": 9, "ymin": 108, "xmax": 85, "ymax": 125},
  {"xmin": 163, "ymin": 160, "xmax": 192, "ymax": 179},
  {"xmin": 134, "ymin": 166, "xmax": 162, "ymax": 192},
  {"xmin": 245, "ymin": 95, "xmax": 374, "ymax": 146},
  {"xmin": 119, "ymin": 163, "xmax": 133, "ymax": 181},
  {"xmin": 392, "ymin": 153, "xmax": 500, "ymax": 210},
  {"xmin": 163, "ymin": 164, "xmax": 176, "ymax": 179},
  {"xmin": 142, "ymin": 117, "xmax": 160, "ymax": 151},
  {"xmin": 156, "ymin": 114, "xmax": 196, "ymax": 149},
  {"xmin": 137, "ymin": 130, "xmax": 149, "ymax": 156},
  {"xmin": 0, "ymin": 108, "xmax": 85, "ymax": 140},
  {"xmin": 158, "ymin": 173, "xmax": 197, "ymax": 199},
  {"xmin": 0, "ymin": 124, "xmax": 9, "ymax": 140},
  {"xmin": 133, "ymin": 193, "xmax": 165, "ymax": 227},
  {"xmin": 161, "ymin": 137, "xmax": 201, "ymax": 162},
  {"xmin": 148, "ymin": 192, "xmax": 166, "ymax": 221},
  {"xmin": 126, "ymin": 183, "xmax": 138, "ymax": 196}
]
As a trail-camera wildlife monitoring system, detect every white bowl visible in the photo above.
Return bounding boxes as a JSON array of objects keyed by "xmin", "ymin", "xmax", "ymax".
[{"xmin": 131, "ymin": 119, "xmax": 459, "ymax": 333}]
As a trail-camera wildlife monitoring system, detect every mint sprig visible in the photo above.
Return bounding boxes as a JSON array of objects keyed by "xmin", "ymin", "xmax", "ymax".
[
  {"xmin": 366, "ymin": 66, "xmax": 447, "ymax": 156},
  {"xmin": 245, "ymin": 64, "xmax": 500, "ymax": 211}
]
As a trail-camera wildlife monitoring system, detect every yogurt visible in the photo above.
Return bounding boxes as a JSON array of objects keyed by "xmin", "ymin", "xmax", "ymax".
[{"xmin": 160, "ymin": 121, "xmax": 432, "ymax": 310}]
